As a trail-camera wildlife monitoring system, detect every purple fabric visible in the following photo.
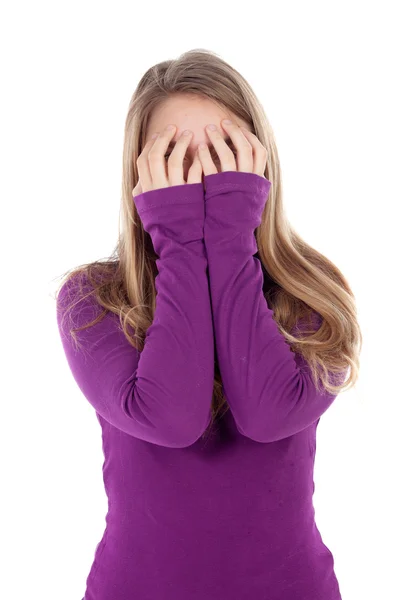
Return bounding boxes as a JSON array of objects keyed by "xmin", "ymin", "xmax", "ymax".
[{"xmin": 57, "ymin": 170, "xmax": 343, "ymax": 599}]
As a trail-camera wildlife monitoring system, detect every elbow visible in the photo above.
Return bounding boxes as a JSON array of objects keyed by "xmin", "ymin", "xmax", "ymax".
[
  {"xmin": 177, "ymin": 401, "xmax": 213, "ymax": 446},
  {"xmin": 156, "ymin": 411, "xmax": 211, "ymax": 448},
  {"xmin": 125, "ymin": 386, "xmax": 212, "ymax": 448},
  {"xmin": 231, "ymin": 377, "xmax": 338, "ymax": 444},
  {"xmin": 235, "ymin": 418, "xmax": 280, "ymax": 444},
  {"xmin": 230, "ymin": 383, "xmax": 303, "ymax": 444},
  {"xmin": 156, "ymin": 391, "xmax": 213, "ymax": 448},
  {"xmin": 231, "ymin": 405, "xmax": 275, "ymax": 443}
]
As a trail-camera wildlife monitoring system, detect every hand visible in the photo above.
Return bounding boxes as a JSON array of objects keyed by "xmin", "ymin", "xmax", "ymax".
[
  {"xmin": 198, "ymin": 120, "xmax": 268, "ymax": 177},
  {"xmin": 132, "ymin": 124, "xmax": 202, "ymax": 197}
]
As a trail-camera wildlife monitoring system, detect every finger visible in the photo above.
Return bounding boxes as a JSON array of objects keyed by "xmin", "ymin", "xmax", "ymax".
[
  {"xmin": 148, "ymin": 124, "xmax": 177, "ymax": 189},
  {"xmin": 187, "ymin": 153, "xmax": 203, "ymax": 185},
  {"xmin": 239, "ymin": 127, "xmax": 268, "ymax": 177},
  {"xmin": 220, "ymin": 120, "xmax": 254, "ymax": 173},
  {"xmin": 204, "ymin": 124, "xmax": 238, "ymax": 173},
  {"xmin": 197, "ymin": 142, "xmax": 218, "ymax": 176},
  {"xmin": 136, "ymin": 134, "xmax": 159, "ymax": 193},
  {"xmin": 167, "ymin": 129, "xmax": 194, "ymax": 186},
  {"xmin": 132, "ymin": 178, "xmax": 143, "ymax": 198}
]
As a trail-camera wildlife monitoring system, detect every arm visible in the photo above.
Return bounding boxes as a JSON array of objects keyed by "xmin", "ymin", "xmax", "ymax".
[
  {"xmin": 56, "ymin": 182, "xmax": 214, "ymax": 448},
  {"xmin": 203, "ymin": 170, "xmax": 341, "ymax": 443}
]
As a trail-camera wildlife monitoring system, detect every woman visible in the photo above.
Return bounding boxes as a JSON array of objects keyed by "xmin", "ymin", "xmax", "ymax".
[{"xmin": 56, "ymin": 49, "xmax": 361, "ymax": 600}]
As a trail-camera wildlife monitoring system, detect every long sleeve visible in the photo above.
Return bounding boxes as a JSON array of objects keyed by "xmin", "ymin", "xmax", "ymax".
[
  {"xmin": 56, "ymin": 181, "xmax": 214, "ymax": 448},
  {"xmin": 203, "ymin": 170, "xmax": 341, "ymax": 443}
]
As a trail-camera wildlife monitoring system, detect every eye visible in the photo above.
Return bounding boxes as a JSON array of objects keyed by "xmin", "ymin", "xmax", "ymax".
[{"xmin": 164, "ymin": 148, "xmax": 237, "ymax": 160}]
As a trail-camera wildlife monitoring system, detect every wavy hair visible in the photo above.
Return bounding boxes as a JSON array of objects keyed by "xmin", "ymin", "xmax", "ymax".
[{"xmin": 55, "ymin": 48, "xmax": 362, "ymax": 437}]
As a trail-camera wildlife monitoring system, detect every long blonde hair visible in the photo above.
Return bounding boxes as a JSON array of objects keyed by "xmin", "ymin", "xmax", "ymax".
[{"xmin": 55, "ymin": 48, "xmax": 362, "ymax": 437}]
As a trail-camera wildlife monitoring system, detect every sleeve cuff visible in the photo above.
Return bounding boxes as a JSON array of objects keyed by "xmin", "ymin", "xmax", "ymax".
[
  {"xmin": 133, "ymin": 182, "xmax": 204, "ymax": 214},
  {"xmin": 203, "ymin": 171, "xmax": 271, "ymax": 201}
]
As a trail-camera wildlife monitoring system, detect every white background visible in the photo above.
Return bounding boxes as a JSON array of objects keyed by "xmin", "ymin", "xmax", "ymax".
[{"xmin": 1, "ymin": 1, "xmax": 414, "ymax": 599}]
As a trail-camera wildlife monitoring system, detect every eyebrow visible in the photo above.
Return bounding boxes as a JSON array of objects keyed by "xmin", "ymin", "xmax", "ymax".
[{"xmin": 167, "ymin": 135, "xmax": 234, "ymax": 152}]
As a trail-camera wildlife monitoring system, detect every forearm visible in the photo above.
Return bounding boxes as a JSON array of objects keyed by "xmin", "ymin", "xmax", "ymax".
[{"xmin": 204, "ymin": 171, "xmax": 338, "ymax": 443}]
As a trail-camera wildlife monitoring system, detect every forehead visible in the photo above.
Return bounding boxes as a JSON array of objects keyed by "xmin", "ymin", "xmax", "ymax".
[
  {"xmin": 147, "ymin": 95, "xmax": 252, "ymax": 142},
  {"xmin": 150, "ymin": 94, "xmax": 245, "ymax": 123}
]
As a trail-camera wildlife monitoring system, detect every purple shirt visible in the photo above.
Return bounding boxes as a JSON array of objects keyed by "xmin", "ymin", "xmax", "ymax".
[{"xmin": 57, "ymin": 170, "xmax": 343, "ymax": 600}]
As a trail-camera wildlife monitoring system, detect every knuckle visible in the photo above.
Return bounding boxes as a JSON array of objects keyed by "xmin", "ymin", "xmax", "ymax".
[{"xmin": 242, "ymin": 141, "xmax": 253, "ymax": 151}]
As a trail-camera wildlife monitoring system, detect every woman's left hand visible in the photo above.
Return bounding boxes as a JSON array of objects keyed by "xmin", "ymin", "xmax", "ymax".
[{"xmin": 198, "ymin": 119, "xmax": 268, "ymax": 177}]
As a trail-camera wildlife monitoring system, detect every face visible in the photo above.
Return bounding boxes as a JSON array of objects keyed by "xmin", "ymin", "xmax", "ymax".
[{"xmin": 144, "ymin": 94, "xmax": 253, "ymax": 181}]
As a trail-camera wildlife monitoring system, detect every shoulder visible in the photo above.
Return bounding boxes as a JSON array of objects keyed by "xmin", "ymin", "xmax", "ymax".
[
  {"xmin": 56, "ymin": 269, "xmax": 105, "ymax": 330},
  {"xmin": 57, "ymin": 261, "xmax": 119, "ymax": 307},
  {"xmin": 57, "ymin": 269, "xmax": 92, "ymax": 309}
]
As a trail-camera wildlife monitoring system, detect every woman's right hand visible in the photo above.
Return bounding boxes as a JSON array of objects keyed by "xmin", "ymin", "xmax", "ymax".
[{"xmin": 132, "ymin": 124, "xmax": 202, "ymax": 197}]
